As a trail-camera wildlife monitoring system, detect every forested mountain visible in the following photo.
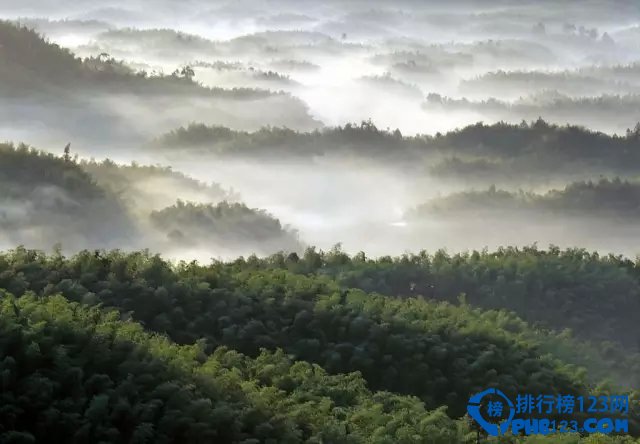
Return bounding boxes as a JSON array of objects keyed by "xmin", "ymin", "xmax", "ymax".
[
  {"xmin": 0, "ymin": 293, "xmax": 467, "ymax": 443},
  {"xmin": 152, "ymin": 120, "xmax": 640, "ymax": 179},
  {"xmin": 410, "ymin": 178, "xmax": 640, "ymax": 221},
  {"xmin": 0, "ymin": 20, "xmax": 276, "ymax": 98},
  {"xmin": 0, "ymin": 143, "xmax": 136, "ymax": 250},
  {"xmin": 150, "ymin": 121, "xmax": 411, "ymax": 160},
  {"xmin": 3, "ymin": 1, "xmax": 640, "ymax": 441},
  {"xmin": 233, "ymin": 245, "xmax": 640, "ymax": 352},
  {"xmin": 0, "ymin": 143, "xmax": 300, "ymax": 256},
  {"xmin": 0, "ymin": 249, "xmax": 594, "ymax": 416},
  {"xmin": 0, "ymin": 247, "xmax": 638, "ymax": 442},
  {"xmin": 424, "ymin": 92, "xmax": 640, "ymax": 134},
  {"xmin": 429, "ymin": 120, "xmax": 640, "ymax": 164},
  {"xmin": 150, "ymin": 201, "xmax": 302, "ymax": 254},
  {"xmin": 426, "ymin": 120, "xmax": 640, "ymax": 184},
  {"xmin": 0, "ymin": 20, "xmax": 85, "ymax": 93},
  {"xmin": 0, "ymin": 20, "xmax": 320, "ymax": 146}
]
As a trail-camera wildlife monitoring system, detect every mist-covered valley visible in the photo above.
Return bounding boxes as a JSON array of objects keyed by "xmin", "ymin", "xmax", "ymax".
[
  {"xmin": 2, "ymin": 0, "xmax": 640, "ymax": 260},
  {"xmin": 4, "ymin": 1, "xmax": 640, "ymax": 443}
]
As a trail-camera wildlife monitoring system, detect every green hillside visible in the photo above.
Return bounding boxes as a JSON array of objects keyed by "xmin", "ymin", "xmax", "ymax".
[
  {"xmin": 0, "ymin": 293, "xmax": 466, "ymax": 443},
  {"xmin": 0, "ymin": 249, "xmax": 617, "ymax": 416},
  {"xmin": 0, "ymin": 248, "xmax": 638, "ymax": 442}
]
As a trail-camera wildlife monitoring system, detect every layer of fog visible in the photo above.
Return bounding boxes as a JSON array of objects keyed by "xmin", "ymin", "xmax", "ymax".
[
  {"xmin": 0, "ymin": 91, "xmax": 321, "ymax": 158},
  {"xmin": 114, "ymin": 153, "xmax": 640, "ymax": 261},
  {"xmin": 3, "ymin": 0, "xmax": 640, "ymax": 140},
  {"xmin": 4, "ymin": 152, "xmax": 640, "ymax": 261},
  {"xmin": 2, "ymin": 0, "xmax": 640, "ymax": 260}
]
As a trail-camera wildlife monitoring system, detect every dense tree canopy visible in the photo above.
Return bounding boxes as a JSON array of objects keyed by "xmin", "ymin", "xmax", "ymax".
[
  {"xmin": 0, "ymin": 248, "xmax": 618, "ymax": 417},
  {"xmin": 3, "ymin": 13, "xmax": 640, "ymax": 443},
  {"xmin": 238, "ymin": 245, "xmax": 640, "ymax": 351},
  {"xmin": 0, "ymin": 293, "xmax": 470, "ymax": 443},
  {"xmin": 0, "ymin": 248, "xmax": 638, "ymax": 442}
]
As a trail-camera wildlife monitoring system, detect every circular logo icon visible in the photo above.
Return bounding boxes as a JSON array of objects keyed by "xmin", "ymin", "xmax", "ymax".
[{"xmin": 467, "ymin": 388, "xmax": 515, "ymax": 437}]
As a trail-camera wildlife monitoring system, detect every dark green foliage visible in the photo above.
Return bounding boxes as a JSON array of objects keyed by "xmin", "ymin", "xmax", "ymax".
[
  {"xmin": 251, "ymin": 246, "xmax": 640, "ymax": 353},
  {"xmin": 0, "ymin": 248, "xmax": 593, "ymax": 419},
  {"xmin": 0, "ymin": 293, "xmax": 468, "ymax": 443}
]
